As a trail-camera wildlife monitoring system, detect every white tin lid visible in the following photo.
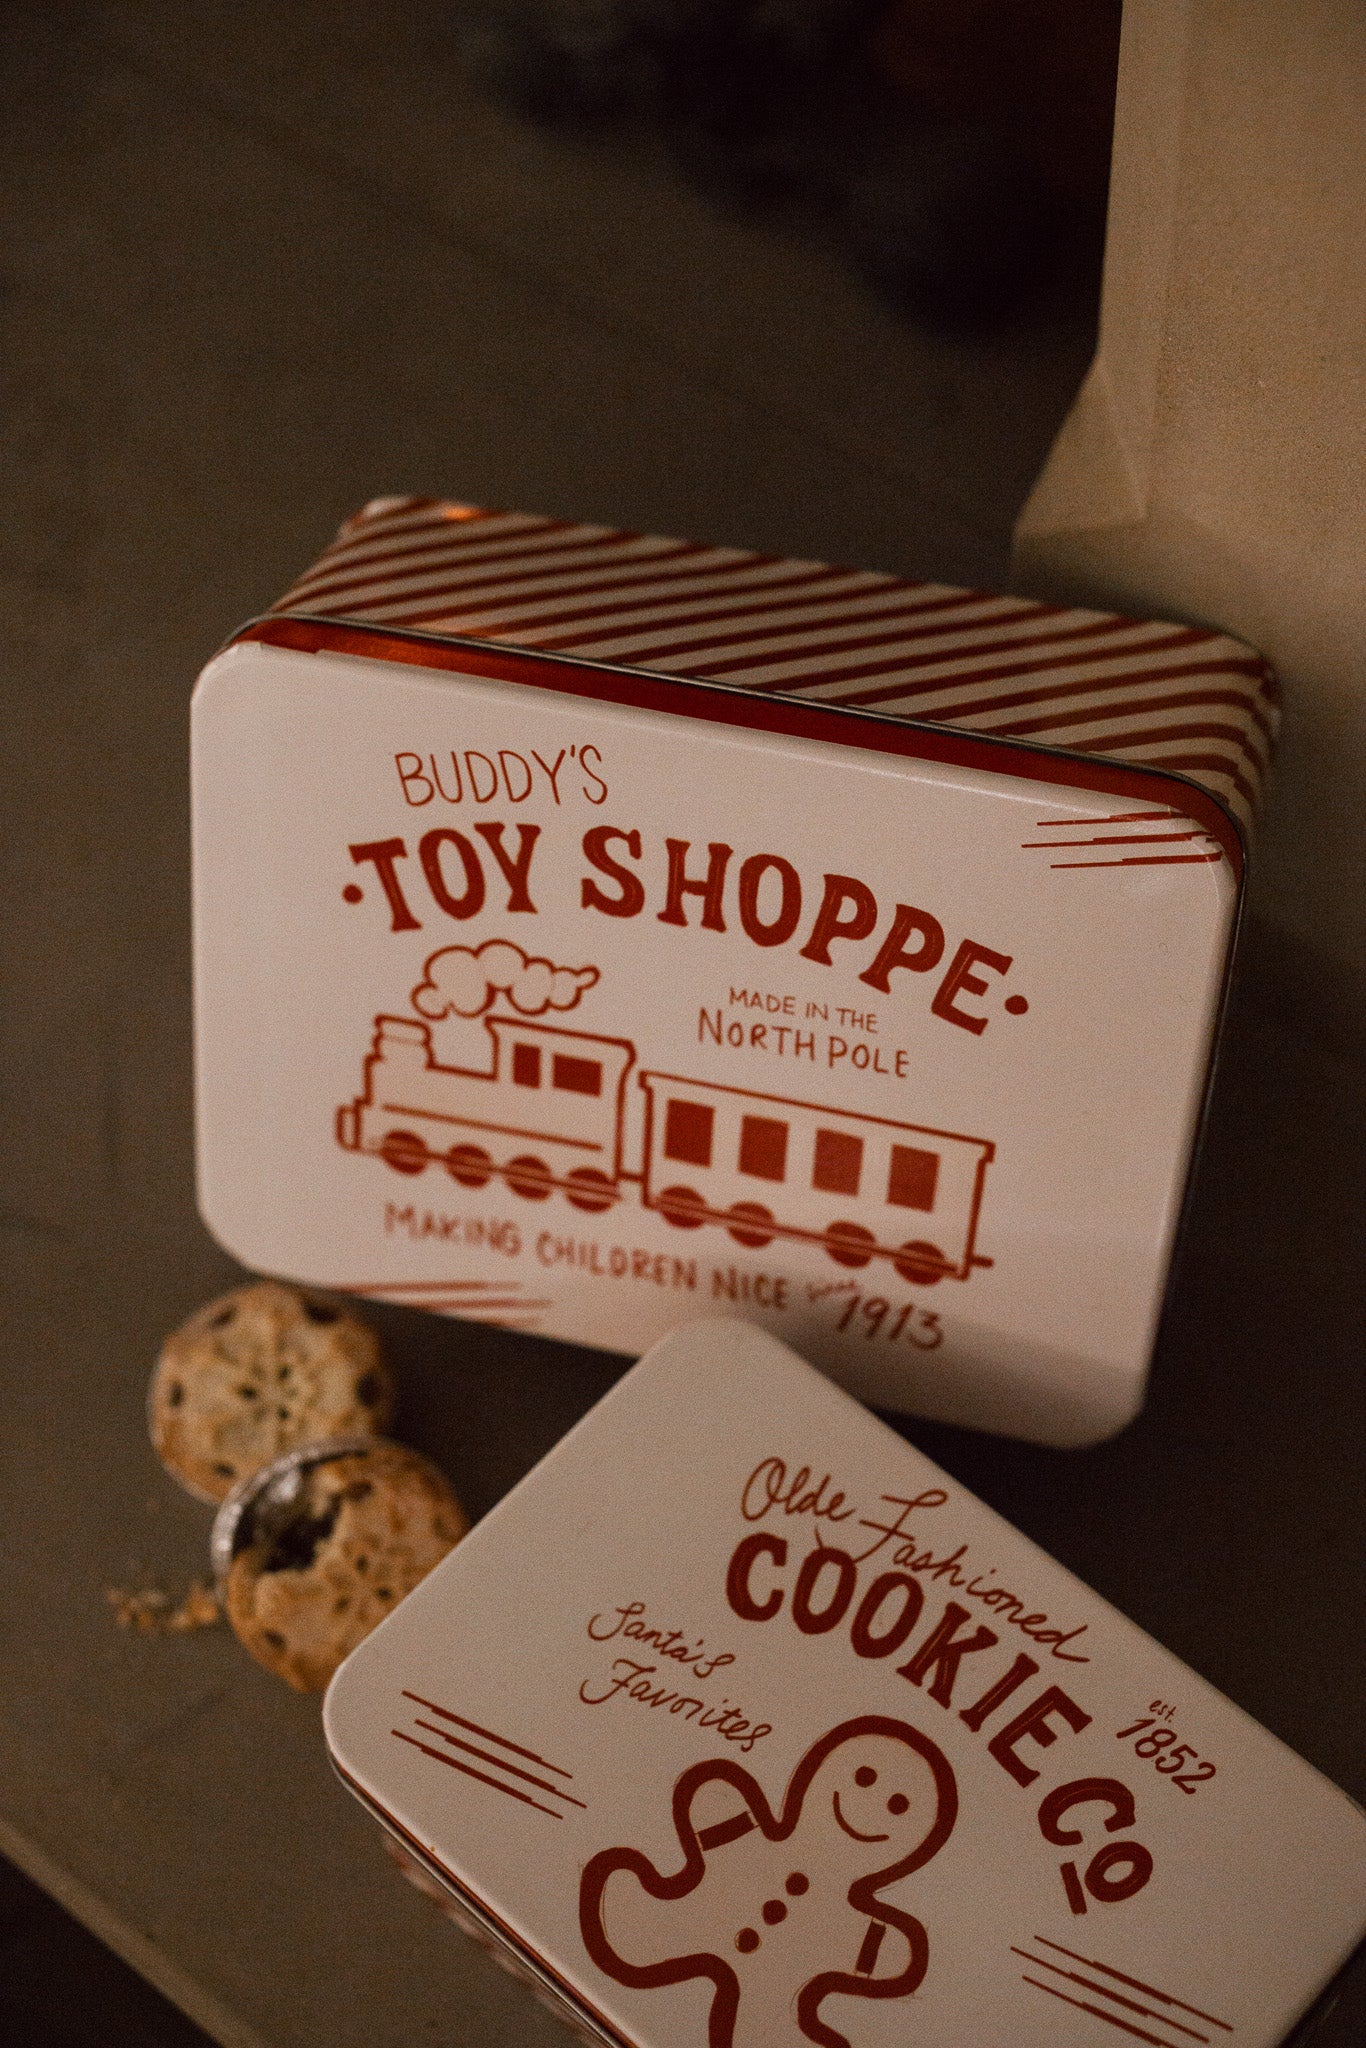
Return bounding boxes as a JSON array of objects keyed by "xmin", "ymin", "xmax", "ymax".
[
  {"xmin": 324, "ymin": 1319, "xmax": 1366, "ymax": 2048},
  {"xmin": 192, "ymin": 625, "xmax": 1240, "ymax": 1445}
]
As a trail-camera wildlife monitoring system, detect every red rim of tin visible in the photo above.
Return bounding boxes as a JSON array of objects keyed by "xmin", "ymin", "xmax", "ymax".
[{"xmin": 227, "ymin": 614, "xmax": 1247, "ymax": 880}]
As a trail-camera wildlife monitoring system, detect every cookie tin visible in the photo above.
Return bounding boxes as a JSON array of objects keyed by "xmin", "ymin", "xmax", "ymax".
[
  {"xmin": 192, "ymin": 497, "xmax": 1278, "ymax": 1445},
  {"xmin": 324, "ymin": 1319, "xmax": 1366, "ymax": 2048}
]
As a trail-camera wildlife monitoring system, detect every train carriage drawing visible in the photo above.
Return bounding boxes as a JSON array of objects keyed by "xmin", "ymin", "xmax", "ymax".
[
  {"xmin": 637, "ymin": 1072, "xmax": 992, "ymax": 1285},
  {"xmin": 337, "ymin": 1008, "xmax": 993, "ymax": 1285}
]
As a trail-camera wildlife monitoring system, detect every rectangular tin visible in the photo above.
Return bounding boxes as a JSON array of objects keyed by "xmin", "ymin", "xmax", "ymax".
[
  {"xmin": 324, "ymin": 1319, "xmax": 1366, "ymax": 2048},
  {"xmin": 191, "ymin": 498, "xmax": 1277, "ymax": 1444}
]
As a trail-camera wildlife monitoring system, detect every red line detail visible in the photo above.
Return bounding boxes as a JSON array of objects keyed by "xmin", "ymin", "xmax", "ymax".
[
  {"xmin": 401, "ymin": 1691, "xmax": 574, "ymax": 1777},
  {"xmin": 1136, "ymin": 753, "xmax": 1259, "ymax": 809},
  {"xmin": 411, "ymin": 1719, "xmax": 587, "ymax": 1808},
  {"xmin": 528, "ymin": 569, "xmax": 909, "ymax": 638},
  {"xmin": 236, "ymin": 619, "xmax": 1247, "ymax": 874},
  {"xmin": 1036, "ymin": 810, "xmax": 1181, "ymax": 824},
  {"xmin": 1022, "ymin": 1974, "xmax": 1184, "ymax": 2046},
  {"xmin": 410, "ymin": 1299, "xmax": 550, "ymax": 1314},
  {"xmin": 1060, "ymin": 1862, "xmax": 1088, "ymax": 1914},
  {"xmin": 662, "ymin": 602, "xmax": 1092, "ymax": 678},
  {"xmin": 320, "ymin": 502, "xmax": 501, "ymax": 552},
  {"xmin": 1033, "ymin": 1940, "xmax": 1233, "ymax": 2030},
  {"xmin": 742, "ymin": 621, "xmax": 1205, "ymax": 690},
  {"xmin": 753, "ymin": 636, "xmax": 1235, "ymax": 702},
  {"xmin": 1021, "ymin": 831, "xmax": 1207, "ymax": 849},
  {"xmin": 697, "ymin": 1812, "xmax": 757, "ymax": 1850},
  {"xmin": 475, "ymin": 562, "xmax": 874, "ymax": 641},
  {"xmin": 969, "ymin": 682, "xmax": 1276, "ymax": 751},
  {"xmin": 1011, "ymin": 1953, "xmax": 1208, "ymax": 2042},
  {"xmin": 852, "ymin": 695, "xmax": 1271, "ymax": 783},
  {"xmin": 287, "ymin": 517, "xmax": 621, "ymax": 584},
  {"xmin": 293, "ymin": 512, "xmax": 559, "ymax": 583},
  {"xmin": 391, "ymin": 1731, "xmax": 563, "ymax": 1818},
  {"xmin": 284, "ymin": 516, "xmax": 575, "ymax": 596},
  {"xmin": 591, "ymin": 588, "xmax": 1025, "ymax": 665},
  {"xmin": 1050, "ymin": 853, "xmax": 1224, "ymax": 869},
  {"xmin": 855, "ymin": 1921, "xmax": 887, "ymax": 1976},
  {"xmin": 290, "ymin": 532, "xmax": 697, "ymax": 612},
  {"xmin": 335, "ymin": 1279, "xmax": 521, "ymax": 1293},
  {"xmin": 1039, "ymin": 716, "xmax": 1268, "ymax": 770},
  {"xmin": 336, "ymin": 546, "xmax": 764, "ymax": 621}
]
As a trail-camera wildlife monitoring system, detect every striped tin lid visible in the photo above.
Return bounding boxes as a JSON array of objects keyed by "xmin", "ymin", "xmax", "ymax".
[{"xmin": 268, "ymin": 496, "xmax": 1277, "ymax": 835}]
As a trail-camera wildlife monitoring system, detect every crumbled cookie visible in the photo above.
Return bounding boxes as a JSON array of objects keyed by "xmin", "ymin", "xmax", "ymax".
[
  {"xmin": 224, "ymin": 1443, "xmax": 467, "ymax": 1691},
  {"xmin": 107, "ymin": 1578, "xmax": 222, "ymax": 1634},
  {"xmin": 150, "ymin": 1282, "xmax": 392, "ymax": 1502}
]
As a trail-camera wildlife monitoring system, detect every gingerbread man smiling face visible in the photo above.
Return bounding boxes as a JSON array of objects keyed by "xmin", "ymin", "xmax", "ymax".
[{"xmin": 579, "ymin": 1716, "xmax": 958, "ymax": 2048}]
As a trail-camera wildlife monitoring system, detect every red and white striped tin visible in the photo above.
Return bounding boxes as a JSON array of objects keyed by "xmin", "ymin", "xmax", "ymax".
[
  {"xmin": 272, "ymin": 497, "xmax": 1275, "ymax": 835},
  {"xmin": 191, "ymin": 498, "xmax": 1274, "ymax": 1444}
]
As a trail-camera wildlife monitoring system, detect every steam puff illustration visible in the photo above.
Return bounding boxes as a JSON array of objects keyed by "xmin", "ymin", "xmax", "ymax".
[{"xmin": 412, "ymin": 940, "xmax": 599, "ymax": 1020}]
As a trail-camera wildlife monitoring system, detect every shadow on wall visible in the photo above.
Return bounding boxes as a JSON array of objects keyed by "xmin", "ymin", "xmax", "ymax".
[{"xmin": 450, "ymin": 0, "xmax": 1122, "ymax": 327}]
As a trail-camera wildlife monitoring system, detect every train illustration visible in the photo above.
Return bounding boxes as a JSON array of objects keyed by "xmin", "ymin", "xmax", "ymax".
[{"xmin": 336, "ymin": 1012, "xmax": 994, "ymax": 1286}]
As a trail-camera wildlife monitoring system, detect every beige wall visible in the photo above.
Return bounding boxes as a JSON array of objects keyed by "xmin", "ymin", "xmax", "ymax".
[{"xmin": 1014, "ymin": 0, "xmax": 1366, "ymax": 1047}]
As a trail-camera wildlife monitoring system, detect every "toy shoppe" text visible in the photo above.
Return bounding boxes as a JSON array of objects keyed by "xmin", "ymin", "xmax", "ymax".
[{"xmin": 346, "ymin": 822, "xmax": 1027, "ymax": 1037}]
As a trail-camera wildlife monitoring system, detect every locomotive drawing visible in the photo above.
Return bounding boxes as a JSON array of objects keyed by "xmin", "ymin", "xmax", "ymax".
[{"xmin": 337, "ymin": 1007, "xmax": 994, "ymax": 1287}]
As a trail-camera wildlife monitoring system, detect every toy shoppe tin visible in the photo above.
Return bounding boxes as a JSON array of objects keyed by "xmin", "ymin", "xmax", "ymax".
[
  {"xmin": 192, "ymin": 497, "xmax": 1279, "ymax": 1446},
  {"xmin": 324, "ymin": 1320, "xmax": 1366, "ymax": 2048}
]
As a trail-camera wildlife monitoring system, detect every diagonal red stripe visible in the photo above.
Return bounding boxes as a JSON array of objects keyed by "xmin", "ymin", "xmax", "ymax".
[
  {"xmin": 1143, "ymin": 750, "xmax": 1258, "ymax": 792},
  {"xmin": 402, "ymin": 1691, "xmax": 574, "ymax": 1775},
  {"xmin": 1036, "ymin": 810, "xmax": 1182, "ymax": 825},
  {"xmin": 333, "ymin": 545, "xmax": 782, "ymax": 623},
  {"xmin": 1022, "ymin": 1973, "xmax": 1182, "ymax": 2046},
  {"xmin": 1010, "ymin": 1951, "xmax": 1208, "ymax": 2041},
  {"xmin": 1021, "ymin": 831, "xmax": 1210, "ymax": 848},
  {"xmin": 285, "ymin": 523, "xmax": 653, "ymax": 606},
  {"xmin": 411, "ymin": 1719, "xmax": 587, "ymax": 1807},
  {"xmin": 289, "ymin": 511, "xmax": 556, "ymax": 587},
  {"xmin": 1032, "ymin": 1939, "xmax": 1233, "ymax": 2030},
  {"xmin": 1050, "ymin": 853, "xmax": 1225, "ymax": 868},
  {"xmin": 293, "ymin": 538, "xmax": 710, "ymax": 618},
  {"xmin": 1057, "ymin": 722, "xmax": 1266, "ymax": 788},
  {"xmin": 785, "ymin": 648, "xmax": 1264, "ymax": 707},
  {"xmin": 391, "ymin": 1730, "xmax": 564, "ymax": 1818},
  {"xmin": 982, "ymin": 689, "xmax": 1273, "ymax": 756},
  {"xmin": 689, "ymin": 610, "xmax": 1186, "ymax": 681},
  {"xmin": 587, "ymin": 586, "xmax": 1021, "ymax": 665},
  {"xmin": 475, "ymin": 563, "xmax": 878, "ymax": 643},
  {"xmin": 923, "ymin": 678, "xmax": 1275, "ymax": 751},
  {"xmin": 285, "ymin": 522, "xmax": 593, "ymax": 601},
  {"xmin": 333, "ymin": 497, "xmax": 455, "ymax": 539}
]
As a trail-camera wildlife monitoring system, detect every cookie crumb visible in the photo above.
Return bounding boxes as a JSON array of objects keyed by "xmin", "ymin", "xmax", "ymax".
[{"xmin": 107, "ymin": 1579, "xmax": 223, "ymax": 1634}]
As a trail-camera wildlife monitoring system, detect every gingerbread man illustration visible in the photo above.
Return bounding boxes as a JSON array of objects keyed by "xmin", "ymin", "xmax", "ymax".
[{"xmin": 579, "ymin": 1715, "xmax": 958, "ymax": 2048}]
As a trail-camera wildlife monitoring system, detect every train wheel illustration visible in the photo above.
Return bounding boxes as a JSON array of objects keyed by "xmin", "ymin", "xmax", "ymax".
[
  {"xmin": 380, "ymin": 1130, "xmax": 429, "ymax": 1175},
  {"xmin": 726, "ymin": 1203, "xmax": 775, "ymax": 1249},
  {"xmin": 824, "ymin": 1221, "xmax": 877, "ymax": 1268},
  {"xmin": 505, "ymin": 1155, "xmax": 554, "ymax": 1200},
  {"xmin": 892, "ymin": 1240, "xmax": 948, "ymax": 1285},
  {"xmin": 446, "ymin": 1143, "xmax": 493, "ymax": 1188},
  {"xmin": 657, "ymin": 1185, "xmax": 708, "ymax": 1229},
  {"xmin": 566, "ymin": 1168, "xmax": 616, "ymax": 1214}
]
